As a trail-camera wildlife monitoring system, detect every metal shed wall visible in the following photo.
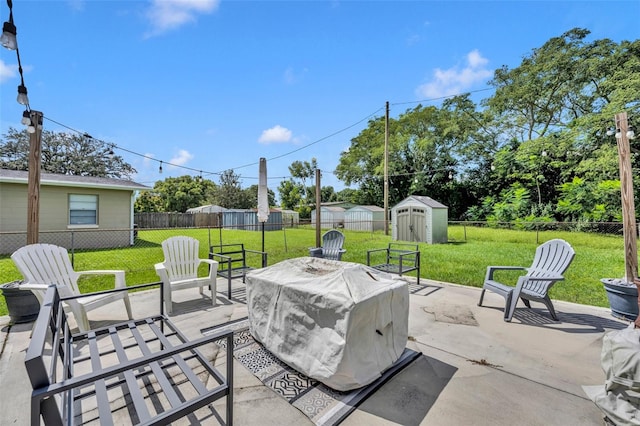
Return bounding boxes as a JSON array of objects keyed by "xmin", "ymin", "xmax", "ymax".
[
  {"xmin": 310, "ymin": 207, "xmax": 345, "ymax": 229},
  {"xmin": 344, "ymin": 206, "xmax": 385, "ymax": 231}
]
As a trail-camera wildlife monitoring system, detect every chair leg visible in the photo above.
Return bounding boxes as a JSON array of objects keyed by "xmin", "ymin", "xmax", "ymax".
[
  {"xmin": 542, "ymin": 297, "xmax": 558, "ymax": 321},
  {"xmin": 210, "ymin": 282, "xmax": 217, "ymax": 307},
  {"xmin": 123, "ymin": 294, "xmax": 133, "ymax": 319},
  {"xmin": 478, "ymin": 288, "xmax": 486, "ymax": 306},
  {"xmin": 164, "ymin": 285, "xmax": 173, "ymax": 315},
  {"xmin": 504, "ymin": 291, "xmax": 514, "ymax": 322}
]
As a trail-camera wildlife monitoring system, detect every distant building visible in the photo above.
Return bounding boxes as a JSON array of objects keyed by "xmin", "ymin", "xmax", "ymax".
[
  {"xmin": 344, "ymin": 205, "xmax": 385, "ymax": 231},
  {"xmin": 186, "ymin": 204, "xmax": 227, "ymax": 214},
  {"xmin": 274, "ymin": 208, "xmax": 300, "ymax": 227},
  {"xmin": 391, "ymin": 195, "xmax": 448, "ymax": 244},
  {"xmin": 310, "ymin": 206, "xmax": 345, "ymax": 229},
  {"xmin": 0, "ymin": 169, "xmax": 149, "ymax": 254}
]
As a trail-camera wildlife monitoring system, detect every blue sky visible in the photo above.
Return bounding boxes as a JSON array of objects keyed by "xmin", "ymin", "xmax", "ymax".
[{"xmin": 1, "ymin": 0, "xmax": 638, "ymax": 197}]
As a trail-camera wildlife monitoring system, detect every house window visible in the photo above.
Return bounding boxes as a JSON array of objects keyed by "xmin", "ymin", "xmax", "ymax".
[{"xmin": 69, "ymin": 194, "xmax": 98, "ymax": 225}]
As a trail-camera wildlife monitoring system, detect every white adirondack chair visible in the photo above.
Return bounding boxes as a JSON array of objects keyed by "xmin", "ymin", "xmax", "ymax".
[
  {"xmin": 478, "ymin": 239, "xmax": 576, "ymax": 322},
  {"xmin": 11, "ymin": 243, "xmax": 133, "ymax": 332},
  {"xmin": 155, "ymin": 236, "xmax": 218, "ymax": 314}
]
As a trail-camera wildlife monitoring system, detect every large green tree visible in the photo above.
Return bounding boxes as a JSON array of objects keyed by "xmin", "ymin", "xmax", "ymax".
[
  {"xmin": 244, "ymin": 184, "xmax": 276, "ymax": 209},
  {"xmin": 145, "ymin": 175, "xmax": 217, "ymax": 212},
  {"xmin": 215, "ymin": 169, "xmax": 249, "ymax": 208},
  {"xmin": 0, "ymin": 127, "xmax": 137, "ymax": 178}
]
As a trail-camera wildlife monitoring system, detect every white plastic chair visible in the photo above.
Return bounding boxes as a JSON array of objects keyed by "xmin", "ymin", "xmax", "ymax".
[
  {"xmin": 155, "ymin": 236, "xmax": 218, "ymax": 314},
  {"xmin": 309, "ymin": 230, "xmax": 346, "ymax": 261},
  {"xmin": 11, "ymin": 243, "xmax": 132, "ymax": 332},
  {"xmin": 478, "ymin": 239, "xmax": 576, "ymax": 322}
]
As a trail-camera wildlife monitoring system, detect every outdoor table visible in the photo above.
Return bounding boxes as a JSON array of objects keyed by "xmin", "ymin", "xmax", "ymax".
[{"xmin": 246, "ymin": 257, "xmax": 409, "ymax": 391}]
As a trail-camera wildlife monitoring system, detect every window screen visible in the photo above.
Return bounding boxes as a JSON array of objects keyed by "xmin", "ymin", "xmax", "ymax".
[{"xmin": 69, "ymin": 194, "xmax": 98, "ymax": 225}]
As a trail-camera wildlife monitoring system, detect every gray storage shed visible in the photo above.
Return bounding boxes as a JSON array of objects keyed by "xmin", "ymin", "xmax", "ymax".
[
  {"xmin": 310, "ymin": 206, "xmax": 345, "ymax": 229},
  {"xmin": 391, "ymin": 195, "xmax": 448, "ymax": 244},
  {"xmin": 344, "ymin": 205, "xmax": 385, "ymax": 231}
]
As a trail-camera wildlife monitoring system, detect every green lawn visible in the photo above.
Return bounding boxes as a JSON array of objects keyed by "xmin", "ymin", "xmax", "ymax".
[{"xmin": 0, "ymin": 225, "xmax": 632, "ymax": 316}]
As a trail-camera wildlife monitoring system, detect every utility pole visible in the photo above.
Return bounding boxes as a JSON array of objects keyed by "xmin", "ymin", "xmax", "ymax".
[
  {"xmin": 26, "ymin": 110, "xmax": 43, "ymax": 245},
  {"xmin": 384, "ymin": 101, "xmax": 389, "ymax": 235},
  {"xmin": 612, "ymin": 112, "xmax": 640, "ymax": 328},
  {"xmin": 315, "ymin": 168, "xmax": 321, "ymax": 247},
  {"xmin": 614, "ymin": 112, "xmax": 638, "ymax": 283}
]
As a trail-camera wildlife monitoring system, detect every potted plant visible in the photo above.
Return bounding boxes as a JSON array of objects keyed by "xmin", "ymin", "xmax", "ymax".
[
  {"xmin": 601, "ymin": 278, "xmax": 639, "ymax": 321},
  {"xmin": 0, "ymin": 280, "xmax": 40, "ymax": 324}
]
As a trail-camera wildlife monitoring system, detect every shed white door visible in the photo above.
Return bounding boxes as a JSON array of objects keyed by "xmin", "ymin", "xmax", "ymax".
[{"xmin": 397, "ymin": 206, "xmax": 426, "ymax": 242}]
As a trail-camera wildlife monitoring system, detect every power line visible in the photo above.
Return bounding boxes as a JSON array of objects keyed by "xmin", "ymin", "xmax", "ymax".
[{"xmin": 40, "ymin": 87, "xmax": 492, "ymax": 181}]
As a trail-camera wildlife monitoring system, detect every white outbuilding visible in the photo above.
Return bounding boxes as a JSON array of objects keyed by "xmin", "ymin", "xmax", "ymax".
[
  {"xmin": 344, "ymin": 205, "xmax": 386, "ymax": 231},
  {"xmin": 391, "ymin": 195, "xmax": 448, "ymax": 244},
  {"xmin": 310, "ymin": 206, "xmax": 346, "ymax": 229}
]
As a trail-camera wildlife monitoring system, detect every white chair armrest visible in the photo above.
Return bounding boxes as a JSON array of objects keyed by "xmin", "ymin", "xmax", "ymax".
[
  {"xmin": 199, "ymin": 258, "xmax": 218, "ymax": 279},
  {"xmin": 19, "ymin": 283, "xmax": 49, "ymax": 291}
]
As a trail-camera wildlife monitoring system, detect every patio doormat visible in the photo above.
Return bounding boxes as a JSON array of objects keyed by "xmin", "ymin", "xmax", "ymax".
[{"xmin": 202, "ymin": 318, "xmax": 421, "ymax": 426}]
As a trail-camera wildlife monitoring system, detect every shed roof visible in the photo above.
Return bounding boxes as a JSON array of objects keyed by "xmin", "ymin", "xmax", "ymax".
[
  {"xmin": 186, "ymin": 204, "xmax": 227, "ymax": 213},
  {"xmin": 347, "ymin": 205, "xmax": 384, "ymax": 212},
  {"xmin": 0, "ymin": 169, "xmax": 150, "ymax": 191},
  {"xmin": 320, "ymin": 206, "xmax": 346, "ymax": 212},
  {"xmin": 398, "ymin": 195, "xmax": 447, "ymax": 209}
]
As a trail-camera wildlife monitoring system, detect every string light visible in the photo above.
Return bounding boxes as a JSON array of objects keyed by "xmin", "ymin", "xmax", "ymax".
[
  {"xmin": 0, "ymin": 0, "xmax": 16, "ymax": 50},
  {"xmin": 39, "ymin": 86, "xmax": 486, "ymax": 183},
  {"xmin": 2, "ymin": 0, "xmax": 35, "ymax": 132},
  {"xmin": 21, "ymin": 109, "xmax": 30, "ymax": 125}
]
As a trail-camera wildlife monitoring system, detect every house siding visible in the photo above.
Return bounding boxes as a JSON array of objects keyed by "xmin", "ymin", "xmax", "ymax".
[{"xmin": 0, "ymin": 171, "xmax": 148, "ymax": 254}]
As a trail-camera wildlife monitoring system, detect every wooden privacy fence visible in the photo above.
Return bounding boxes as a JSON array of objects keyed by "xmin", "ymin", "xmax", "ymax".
[{"xmin": 135, "ymin": 212, "xmax": 221, "ymax": 228}]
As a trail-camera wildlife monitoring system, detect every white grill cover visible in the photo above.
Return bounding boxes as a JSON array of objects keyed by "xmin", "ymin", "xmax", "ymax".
[{"xmin": 246, "ymin": 257, "xmax": 409, "ymax": 391}]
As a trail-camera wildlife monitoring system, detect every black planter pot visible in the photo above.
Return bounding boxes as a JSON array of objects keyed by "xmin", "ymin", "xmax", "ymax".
[
  {"xmin": 601, "ymin": 278, "xmax": 639, "ymax": 321},
  {"xmin": 0, "ymin": 281, "xmax": 40, "ymax": 324}
]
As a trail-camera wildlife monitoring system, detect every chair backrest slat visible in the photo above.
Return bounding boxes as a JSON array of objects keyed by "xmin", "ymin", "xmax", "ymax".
[
  {"xmin": 321, "ymin": 230, "xmax": 345, "ymax": 261},
  {"xmin": 162, "ymin": 236, "xmax": 201, "ymax": 280},
  {"xmin": 525, "ymin": 239, "xmax": 575, "ymax": 293},
  {"xmin": 12, "ymin": 244, "xmax": 80, "ymax": 297}
]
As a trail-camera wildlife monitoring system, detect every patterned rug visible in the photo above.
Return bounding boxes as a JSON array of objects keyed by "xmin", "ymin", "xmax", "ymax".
[{"xmin": 203, "ymin": 318, "xmax": 421, "ymax": 426}]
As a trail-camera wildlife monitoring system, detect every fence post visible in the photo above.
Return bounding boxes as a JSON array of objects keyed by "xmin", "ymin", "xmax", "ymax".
[{"xmin": 71, "ymin": 230, "xmax": 75, "ymax": 267}]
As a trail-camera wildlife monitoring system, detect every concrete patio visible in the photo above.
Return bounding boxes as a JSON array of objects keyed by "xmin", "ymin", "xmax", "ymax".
[{"xmin": 0, "ymin": 277, "xmax": 625, "ymax": 425}]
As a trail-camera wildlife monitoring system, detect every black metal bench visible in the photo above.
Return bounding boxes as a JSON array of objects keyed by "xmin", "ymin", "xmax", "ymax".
[
  {"xmin": 367, "ymin": 243, "xmax": 421, "ymax": 285},
  {"xmin": 25, "ymin": 284, "xmax": 233, "ymax": 425},
  {"xmin": 209, "ymin": 243, "xmax": 267, "ymax": 299}
]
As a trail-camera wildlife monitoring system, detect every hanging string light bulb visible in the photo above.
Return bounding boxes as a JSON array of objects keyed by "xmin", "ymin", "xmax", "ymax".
[
  {"xmin": 0, "ymin": 0, "xmax": 16, "ymax": 50},
  {"xmin": 159, "ymin": 161, "xmax": 163, "ymax": 174}
]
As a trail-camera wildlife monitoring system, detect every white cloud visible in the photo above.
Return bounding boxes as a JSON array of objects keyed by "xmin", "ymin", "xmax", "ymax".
[
  {"xmin": 416, "ymin": 49, "xmax": 492, "ymax": 99},
  {"xmin": 258, "ymin": 125, "xmax": 293, "ymax": 144},
  {"xmin": 143, "ymin": 153, "xmax": 155, "ymax": 167},
  {"xmin": 0, "ymin": 59, "xmax": 18, "ymax": 84},
  {"xmin": 67, "ymin": 0, "xmax": 85, "ymax": 12},
  {"xmin": 169, "ymin": 149, "xmax": 194, "ymax": 166},
  {"xmin": 145, "ymin": 0, "xmax": 220, "ymax": 37},
  {"xmin": 283, "ymin": 66, "xmax": 308, "ymax": 85}
]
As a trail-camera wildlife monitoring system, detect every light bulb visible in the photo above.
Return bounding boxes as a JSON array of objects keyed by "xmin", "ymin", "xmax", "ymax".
[
  {"xmin": 627, "ymin": 126, "xmax": 635, "ymax": 140},
  {"xmin": 26, "ymin": 125, "xmax": 35, "ymax": 134},
  {"xmin": 606, "ymin": 127, "xmax": 615, "ymax": 136},
  {"xmin": 21, "ymin": 110, "xmax": 31, "ymax": 126},
  {"xmin": 0, "ymin": 21, "xmax": 17, "ymax": 50},
  {"xmin": 17, "ymin": 85, "xmax": 29, "ymax": 105}
]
